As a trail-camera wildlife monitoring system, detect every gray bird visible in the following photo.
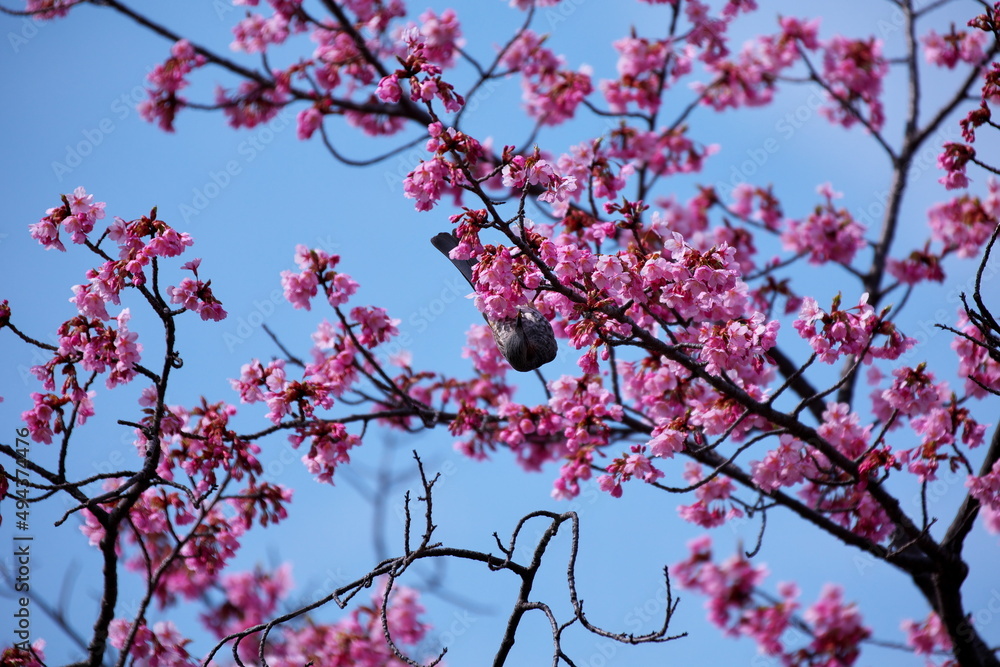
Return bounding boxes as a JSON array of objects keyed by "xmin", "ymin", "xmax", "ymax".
[{"xmin": 431, "ymin": 232, "xmax": 558, "ymax": 372}]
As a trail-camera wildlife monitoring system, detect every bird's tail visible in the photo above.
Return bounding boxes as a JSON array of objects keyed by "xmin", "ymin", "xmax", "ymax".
[{"xmin": 430, "ymin": 232, "xmax": 476, "ymax": 286}]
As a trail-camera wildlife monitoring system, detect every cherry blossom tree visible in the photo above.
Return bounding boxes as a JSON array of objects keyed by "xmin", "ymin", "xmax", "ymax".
[{"xmin": 2, "ymin": 0, "xmax": 1000, "ymax": 666}]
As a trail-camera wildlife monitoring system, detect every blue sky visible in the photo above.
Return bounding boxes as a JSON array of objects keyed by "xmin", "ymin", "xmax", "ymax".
[{"xmin": 1, "ymin": 1, "xmax": 999, "ymax": 665}]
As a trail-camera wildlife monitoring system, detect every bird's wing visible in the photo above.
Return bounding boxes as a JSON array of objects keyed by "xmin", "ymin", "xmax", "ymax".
[{"xmin": 430, "ymin": 231, "xmax": 476, "ymax": 286}]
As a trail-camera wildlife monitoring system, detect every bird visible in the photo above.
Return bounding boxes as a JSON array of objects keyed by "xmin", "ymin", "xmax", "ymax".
[{"xmin": 430, "ymin": 231, "xmax": 558, "ymax": 372}]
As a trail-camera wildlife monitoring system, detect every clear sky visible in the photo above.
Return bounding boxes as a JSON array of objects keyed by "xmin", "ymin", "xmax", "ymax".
[{"xmin": 1, "ymin": 1, "xmax": 998, "ymax": 665}]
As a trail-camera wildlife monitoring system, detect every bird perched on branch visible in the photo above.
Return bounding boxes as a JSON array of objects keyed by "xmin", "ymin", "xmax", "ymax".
[{"xmin": 431, "ymin": 232, "xmax": 558, "ymax": 372}]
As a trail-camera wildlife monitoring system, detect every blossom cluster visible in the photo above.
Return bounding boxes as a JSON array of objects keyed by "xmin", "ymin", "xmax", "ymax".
[
  {"xmin": 237, "ymin": 246, "xmax": 405, "ymax": 483},
  {"xmin": 901, "ymin": 612, "xmax": 955, "ymax": 666},
  {"xmin": 10, "ymin": 0, "xmax": 1000, "ymax": 663},
  {"xmin": 399, "ymin": 123, "xmax": 484, "ymax": 211},
  {"xmin": 109, "ymin": 620, "xmax": 193, "ymax": 667},
  {"xmin": 80, "ymin": 484, "xmax": 245, "ymax": 607},
  {"xmin": 138, "ymin": 40, "xmax": 207, "ymax": 132},
  {"xmin": 272, "ymin": 583, "xmax": 432, "ymax": 665},
  {"xmin": 548, "ymin": 374, "xmax": 623, "ymax": 500},
  {"xmin": 500, "ymin": 29, "xmax": 593, "ymax": 125},
  {"xmin": 819, "ymin": 36, "xmax": 888, "ymax": 131},
  {"xmin": 933, "ymin": 7, "xmax": 999, "ymax": 188},
  {"xmin": 793, "ymin": 292, "xmax": 913, "ymax": 365},
  {"xmin": 781, "ymin": 183, "xmax": 866, "ymax": 266},
  {"xmin": 376, "ymin": 15, "xmax": 465, "ymax": 109},
  {"xmin": 952, "ymin": 310, "xmax": 1000, "ymax": 398},
  {"xmin": 674, "ymin": 536, "xmax": 871, "ymax": 665},
  {"xmin": 110, "ymin": 578, "xmax": 433, "ymax": 667},
  {"xmin": 927, "ymin": 180, "xmax": 1000, "ymax": 257},
  {"xmin": 17, "ymin": 189, "xmax": 226, "ymax": 445}
]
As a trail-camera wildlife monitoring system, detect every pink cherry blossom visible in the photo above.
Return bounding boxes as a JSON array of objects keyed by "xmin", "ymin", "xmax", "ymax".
[
  {"xmin": 463, "ymin": 323, "xmax": 509, "ymax": 377},
  {"xmin": 923, "ymin": 26, "xmax": 986, "ymax": 68},
  {"xmin": 601, "ymin": 35, "xmax": 692, "ymax": 113},
  {"xmin": 296, "ymin": 105, "xmax": 324, "ymax": 140},
  {"xmin": 203, "ymin": 564, "xmax": 292, "ymax": 638},
  {"xmin": 110, "ymin": 308, "xmax": 143, "ymax": 387},
  {"xmin": 231, "ymin": 12, "xmax": 289, "ymax": 53},
  {"xmin": 494, "ymin": 402, "xmax": 563, "ymax": 471},
  {"xmin": 782, "ymin": 182, "xmax": 866, "ymax": 265},
  {"xmin": 168, "ymin": 276, "xmax": 228, "ymax": 321},
  {"xmin": 928, "ymin": 181, "xmax": 1000, "ymax": 257},
  {"xmin": 675, "ymin": 539, "xmax": 872, "ymax": 664},
  {"xmin": 952, "ymin": 311, "xmax": 1000, "ymax": 398},
  {"xmin": 293, "ymin": 421, "xmax": 361, "ymax": 484},
  {"xmin": 500, "ymin": 29, "xmax": 593, "ymax": 125},
  {"xmin": 817, "ymin": 402, "xmax": 871, "ymax": 460},
  {"xmin": 794, "ymin": 293, "xmax": 876, "ymax": 364},
  {"xmin": 280, "ymin": 245, "xmax": 358, "ymax": 310},
  {"xmin": 22, "ymin": 392, "xmax": 69, "ymax": 444},
  {"xmin": 937, "ymin": 142, "xmax": 975, "ymax": 190},
  {"xmin": 647, "ymin": 418, "xmax": 689, "ymax": 458},
  {"xmin": 138, "ymin": 40, "xmax": 206, "ymax": 131},
  {"xmin": 375, "ymin": 74, "xmax": 402, "ymax": 103},
  {"xmin": 967, "ymin": 459, "xmax": 1000, "ymax": 514},
  {"xmin": 799, "ymin": 584, "xmax": 871, "ymax": 666},
  {"xmin": 887, "ymin": 246, "xmax": 946, "ymax": 285},
  {"xmin": 598, "ymin": 445, "xmax": 665, "ymax": 497},
  {"xmin": 672, "ymin": 535, "xmax": 795, "ymax": 652},
  {"xmin": 548, "ymin": 374, "xmax": 622, "ymax": 499},
  {"xmin": 750, "ymin": 434, "xmax": 817, "ymax": 493},
  {"xmin": 403, "ymin": 157, "xmax": 453, "ymax": 211},
  {"xmin": 677, "ymin": 462, "xmax": 743, "ymax": 527},
  {"xmin": 880, "ymin": 364, "xmax": 947, "ymax": 418},
  {"xmin": 414, "ymin": 8, "xmax": 463, "ymax": 68},
  {"xmin": 819, "ymin": 36, "xmax": 888, "ymax": 131},
  {"xmin": 638, "ymin": 233, "xmax": 750, "ymax": 323},
  {"xmin": 502, "ymin": 150, "xmax": 578, "ymax": 206},
  {"xmin": 109, "ymin": 619, "xmax": 193, "ymax": 667},
  {"xmin": 349, "ymin": 306, "xmax": 400, "ymax": 348},
  {"xmin": 280, "ymin": 582, "xmax": 432, "ymax": 662},
  {"xmin": 902, "ymin": 612, "xmax": 953, "ymax": 658},
  {"xmin": 685, "ymin": 0, "xmax": 731, "ymax": 65},
  {"xmin": 70, "ymin": 283, "xmax": 111, "ymax": 320},
  {"xmin": 217, "ymin": 80, "xmax": 288, "ymax": 129},
  {"xmin": 0, "ymin": 640, "xmax": 46, "ymax": 667},
  {"xmin": 281, "ymin": 268, "xmax": 319, "ymax": 309},
  {"xmin": 28, "ymin": 187, "xmax": 106, "ymax": 251},
  {"xmin": 25, "ymin": 0, "xmax": 75, "ymax": 18},
  {"xmin": 698, "ymin": 312, "xmax": 779, "ymax": 377}
]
